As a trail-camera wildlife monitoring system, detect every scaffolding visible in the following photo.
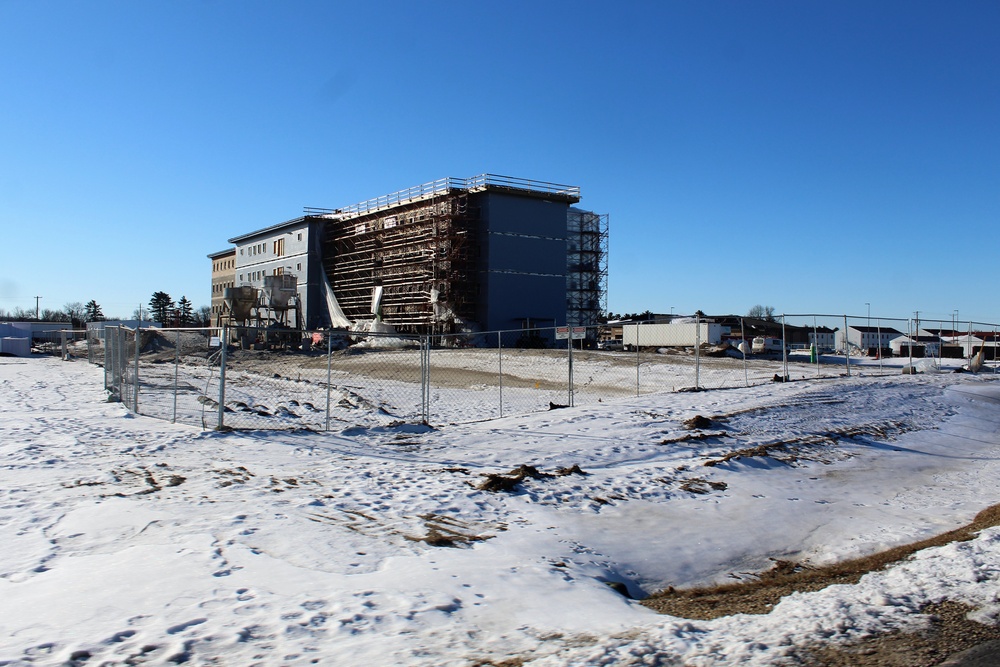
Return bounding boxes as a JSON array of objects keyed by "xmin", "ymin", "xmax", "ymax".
[
  {"xmin": 311, "ymin": 174, "xmax": 601, "ymax": 336},
  {"xmin": 320, "ymin": 191, "xmax": 479, "ymax": 333},
  {"xmin": 566, "ymin": 209, "xmax": 609, "ymax": 330}
]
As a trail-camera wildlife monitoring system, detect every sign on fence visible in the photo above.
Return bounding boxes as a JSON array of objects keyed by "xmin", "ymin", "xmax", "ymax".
[{"xmin": 555, "ymin": 327, "xmax": 586, "ymax": 340}]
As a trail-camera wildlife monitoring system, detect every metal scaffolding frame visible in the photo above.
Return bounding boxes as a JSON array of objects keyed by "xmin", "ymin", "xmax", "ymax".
[
  {"xmin": 566, "ymin": 209, "xmax": 609, "ymax": 330},
  {"xmin": 320, "ymin": 191, "xmax": 480, "ymax": 333},
  {"xmin": 311, "ymin": 174, "xmax": 604, "ymax": 337}
]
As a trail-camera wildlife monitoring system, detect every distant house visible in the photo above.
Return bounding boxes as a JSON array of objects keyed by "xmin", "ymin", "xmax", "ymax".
[
  {"xmin": 808, "ymin": 327, "xmax": 838, "ymax": 352},
  {"xmin": 840, "ymin": 325, "xmax": 903, "ymax": 355},
  {"xmin": 890, "ymin": 334, "xmax": 944, "ymax": 358},
  {"xmin": 940, "ymin": 332, "xmax": 1000, "ymax": 360}
]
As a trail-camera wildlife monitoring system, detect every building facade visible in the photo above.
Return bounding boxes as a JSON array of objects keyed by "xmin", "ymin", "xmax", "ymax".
[
  {"xmin": 841, "ymin": 325, "xmax": 903, "ymax": 354},
  {"xmin": 227, "ymin": 217, "xmax": 327, "ymax": 330},
  {"xmin": 213, "ymin": 174, "xmax": 608, "ymax": 338},
  {"xmin": 208, "ymin": 248, "xmax": 236, "ymax": 324}
]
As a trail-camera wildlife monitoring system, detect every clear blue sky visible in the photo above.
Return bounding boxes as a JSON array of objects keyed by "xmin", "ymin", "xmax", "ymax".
[{"xmin": 2, "ymin": 1, "xmax": 997, "ymax": 324}]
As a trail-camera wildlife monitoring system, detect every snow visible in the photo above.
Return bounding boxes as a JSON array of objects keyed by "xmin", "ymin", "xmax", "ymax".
[{"xmin": 2, "ymin": 355, "xmax": 1000, "ymax": 665}]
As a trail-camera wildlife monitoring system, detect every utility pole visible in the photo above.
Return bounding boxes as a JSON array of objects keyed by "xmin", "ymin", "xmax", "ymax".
[{"xmin": 34, "ymin": 296, "xmax": 41, "ymax": 320}]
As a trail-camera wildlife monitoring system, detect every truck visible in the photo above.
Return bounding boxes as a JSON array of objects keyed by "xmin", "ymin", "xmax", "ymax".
[
  {"xmin": 621, "ymin": 322, "xmax": 723, "ymax": 350},
  {"xmin": 751, "ymin": 337, "xmax": 785, "ymax": 354}
]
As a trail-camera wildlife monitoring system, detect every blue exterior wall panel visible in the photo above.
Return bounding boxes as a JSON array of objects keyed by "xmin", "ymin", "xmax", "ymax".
[{"xmin": 475, "ymin": 192, "xmax": 570, "ymax": 333}]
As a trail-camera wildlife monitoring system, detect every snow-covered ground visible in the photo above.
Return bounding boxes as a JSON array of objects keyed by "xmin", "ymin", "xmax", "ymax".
[{"xmin": 2, "ymin": 355, "xmax": 1000, "ymax": 666}]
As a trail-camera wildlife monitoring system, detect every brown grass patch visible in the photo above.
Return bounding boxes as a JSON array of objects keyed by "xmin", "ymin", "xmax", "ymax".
[{"xmin": 642, "ymin": 503, "xmax": 1000, "ymax": 620}]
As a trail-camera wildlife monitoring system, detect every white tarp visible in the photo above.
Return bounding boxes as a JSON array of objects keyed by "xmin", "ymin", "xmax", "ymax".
[{"xmin": 321, "ymin": 270, "xmax": 353, "ymax": 328}]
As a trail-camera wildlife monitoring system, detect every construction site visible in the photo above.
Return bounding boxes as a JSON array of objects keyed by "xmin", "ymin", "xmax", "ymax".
[
  {"xmin": 310, "ymin": 174, "xmax": 609, "ymax": 337},
  {"xmin": 212, "ymin": 174, "xmax": 608, "ymax": 344}
]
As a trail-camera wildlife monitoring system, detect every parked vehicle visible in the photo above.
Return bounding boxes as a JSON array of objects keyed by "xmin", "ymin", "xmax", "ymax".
[{"xmin": 752, "ymin": 337, "xmax": 785, "ymax": 354}]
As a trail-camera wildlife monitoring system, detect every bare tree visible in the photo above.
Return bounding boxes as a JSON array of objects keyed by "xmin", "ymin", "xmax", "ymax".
[
  {"xmin": 64, "ymin": 302, "xmax": 85, "ymax": 327},
  {"xmin": 747, "ymin": 304, "xmax": 776, "ymax": 321}
]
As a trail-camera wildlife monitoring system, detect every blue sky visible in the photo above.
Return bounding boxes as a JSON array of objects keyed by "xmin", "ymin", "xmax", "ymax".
[{"xmin": 1, "ymin": 1, "xmax": 997, "ymax": 324}]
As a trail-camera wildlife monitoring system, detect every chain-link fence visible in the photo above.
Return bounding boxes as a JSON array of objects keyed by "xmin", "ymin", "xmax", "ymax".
[
  {"xmin": 103, "ymin": 326, "xmax": 138, "ymax": 411},
  {"xmin": 17, "ymin": 329, "xmax": 89, "ymax": 359},
  {"xmin": 77, "ymin": 315, "xmax": 1000, "ymax": 431}
]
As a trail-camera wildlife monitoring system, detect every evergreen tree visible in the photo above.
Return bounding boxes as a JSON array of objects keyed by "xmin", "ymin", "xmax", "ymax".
[
  {"xmin": 176, "ymin": 296, "xmax": 193, "ymax": 326},
  {"xmin": 149, "ymin": 292, "xmax": 174, "ymax": 325},
  {"xmin": 84, "ymin": 300, "xmax": 104, "ymax": 322}
]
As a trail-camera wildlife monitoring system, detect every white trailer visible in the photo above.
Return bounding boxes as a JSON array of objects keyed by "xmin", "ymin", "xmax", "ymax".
[{"xmin": 621, "ymin": 322, "xmax": 723, "ymax": 349}]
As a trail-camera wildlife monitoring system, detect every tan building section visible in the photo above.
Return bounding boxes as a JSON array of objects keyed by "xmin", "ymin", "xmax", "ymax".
[{"xmin": 208, "ymin": 248, "xmax": 236, "ymax": 325}]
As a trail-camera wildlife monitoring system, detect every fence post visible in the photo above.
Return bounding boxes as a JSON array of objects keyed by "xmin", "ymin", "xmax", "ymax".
[
  {"xmin": 172, "ymin": 330, "xmax": 180, "ymax": 424},
  {"xmin": 421, "ymin": 335, "xmax": 430, "ymax": 424},
  {"xmin": 781, "ymin": 316, "xmax": 788, "ymax": 380},
  {"xmin": 61, "ymin": 331, "xmax": 68, "ymax": 361},
  {"xmin": 568, "ymin": 327, "xmax": 575, "ymax": 407},
  {"xmin": 133, "ymin": 328, "xmax": 140, "ymax": 413},
  {"xmin": 325, "ymin": 331, "xmax": 332, "ymax": 431},
  {"xmin": 103, "ymin": 327, "xmax": 111, "ymax": 391},
  {"xmin": 498, "ymin": 332, "xmax": 503, "ymax": 418},
  {"xmin": 695, "ymin": 314, "xmax": 701, "ymax": 390},
  {"xmin": 217, "ymin": 326, "xmax": 228, "ymax": 430},
  {"xmin": 877, "ymin": 319, "xmax": 883, "ymax": 374},
  {"xmin": 845, "ymin": 315, "xmax": 851, "ymax": 377},
  {"xmin": 741, "ymin": 317, "xmax": 748, "ymax": 387},
  {"xmin": 635, "ymin": 323, "xmax": 640, "ymax": 396}
]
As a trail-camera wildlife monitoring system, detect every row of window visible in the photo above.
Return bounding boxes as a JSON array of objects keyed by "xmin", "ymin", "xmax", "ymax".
[
  {"xmin": 213, "ymin": 258, "xmax": 235, "ymax": 272},
  {"xmin": 238, "ymin": 233, "xmax": 303, "ymax": 258},
  {"xmin": 236, "ymin": 263, "xmax": 302, "ymax": 283},
  {"xmin": 212, "ymin": 280, "xmax": 235, "ymax": 294}
]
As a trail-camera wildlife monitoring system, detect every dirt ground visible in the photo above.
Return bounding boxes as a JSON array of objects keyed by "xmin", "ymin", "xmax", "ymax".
[{"xmin": 641, "ymin": 504, "xmax": 1000, "ymax": 665}]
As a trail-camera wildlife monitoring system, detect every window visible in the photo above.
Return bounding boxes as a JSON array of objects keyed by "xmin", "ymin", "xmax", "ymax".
[
  {"xmin": 274, "ymin": 238, "xmax": 285, "ymax": 257},
  {"xmin": 297, "ymin": 233, "xmax": 302, "ymax": 241},
  {"xmin": 296, "ymin": 263, "xmax": 301, "ymax": 271}
]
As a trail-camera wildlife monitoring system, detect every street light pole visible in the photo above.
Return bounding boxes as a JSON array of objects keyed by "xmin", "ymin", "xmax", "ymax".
[{"xmin": 865, "ymin": 302, "xmax": 870, "ymax": 355}]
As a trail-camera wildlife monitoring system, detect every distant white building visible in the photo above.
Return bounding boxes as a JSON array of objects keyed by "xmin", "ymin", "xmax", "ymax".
[
  {"xmin": 889, "ymin": 332, "xmax": 942, "ymax": 358},
  {"xmin": 839, "ymin": 325, "xmax": 903, "ymax": 354},
  {"xmin": 941, "ymin": 331, "xmax": 1000, "ymax": 359},
  {"xmin": 0, "ymin": 321, "xmax": 74, "ymax": 342},
  {"xmin": 807, "ymin": 327, "xmax": 837, "ymax": 352}
]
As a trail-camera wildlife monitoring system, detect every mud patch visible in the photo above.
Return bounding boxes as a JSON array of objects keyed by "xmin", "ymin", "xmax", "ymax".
[
  {"xmin": 642, "ymin": 503, "xmax": 1000, "ymax": 620},
  {"xmin": 476, "ymin": 463, "xmax": 585, "ymax": 492}
]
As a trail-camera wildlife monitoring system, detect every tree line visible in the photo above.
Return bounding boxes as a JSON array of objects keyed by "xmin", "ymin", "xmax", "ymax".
[{"xmin": 0, "ymin": 294, "xmax": 212, "ymax": 328}]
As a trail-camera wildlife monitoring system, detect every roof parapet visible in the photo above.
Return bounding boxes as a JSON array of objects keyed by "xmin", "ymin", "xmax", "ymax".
[{"xmin": 305, "ymin": 173, "xmax": 581, "ymax": 221}]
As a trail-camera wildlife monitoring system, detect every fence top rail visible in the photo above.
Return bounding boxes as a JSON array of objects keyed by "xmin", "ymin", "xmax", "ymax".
[{"xmin": 782, "ymin": 314, "xmax": 1000, "ymax": 328}]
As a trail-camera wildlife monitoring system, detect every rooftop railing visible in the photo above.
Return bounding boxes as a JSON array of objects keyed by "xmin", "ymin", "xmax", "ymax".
[{"xmin": 315, "ymin": 174, "xmax": 580, "ymax": 219}]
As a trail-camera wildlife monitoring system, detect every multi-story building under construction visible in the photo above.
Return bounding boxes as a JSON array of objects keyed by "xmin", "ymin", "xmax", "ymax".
[{"xmin": 217, "ymin": 174, "xmax": 608, "ymax": 338}]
